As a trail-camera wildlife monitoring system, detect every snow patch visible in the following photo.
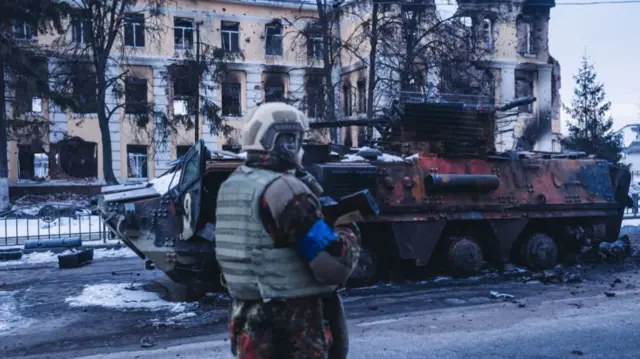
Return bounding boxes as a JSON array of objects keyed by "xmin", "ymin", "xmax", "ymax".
[
  {"xmin": 341, "ymin": 154, "xmax": 366, "ymax": 162},
  {"xmin": 0, "ymin": 291, "xmax": 37, "ymax": 335},
  {"xmin": 622, "ymin": 218, "xmax": 640, "ymax": 227},
  {"xmin": 150, "ymin": 312, "xmax": 197, "ymax": 327},
  {"xmin": 150, "ymin": 169, "xmax": 181, "ymax": 195},
  {"xmin": 377, "ymin": 153, "xmax": 404, "ymax": 163},
  {"xmin": 65, "ymin": 283, "xmax": 195, "ymax": 312}
]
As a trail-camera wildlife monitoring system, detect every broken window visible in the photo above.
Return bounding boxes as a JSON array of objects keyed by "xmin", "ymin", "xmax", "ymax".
[
  {"xmin": 515, "ymin": 71, "xmax": 534, "ymax": 113},
  {"xmin": 483, "ymin": 18, "xmax": 493, "ymax": 50},
  {"xmin": 343, "ymin": 84, "xmax": 353, "ymax": 117},
  {"xmin": 171, "ymin": 65, "xmax": 198, "ymax": 116},
  {"xmin": 127, "ymin": 145, "xmax": 148, "ymax": 178},
  {"xmin": 124, "ymin": 13, "xmax": 145, "ymax": 48},
  {"xmin": 57, "ymin": 137, "xmax": 98, "ymax": 178},
  {"xmin": 460, "ymin": 16, "xmax": 472, "ymax": 28},
  {"xmin": 264, "ymin": 75, "xmax": 285, "ymax": 103},
  {"xmin": 125, "ymin": 77, "xmax": 148, "ymax": 115},
  {"xmin": 71, "ymin": 65, "xmax": 97, "ymax": 114},
  {"xmin": 221, "ymin": 21, "xmax": 240, "ymax": 53},
  {"xmin": 13, "ymin": 58, "xmax": 48, "ymax": 116},
  {"xmin": 357, "ymin": 79, "xmax": 366, "ymax": 114},
  {"xmin": 517, "ymin": 17, "xmax": 535, "ymax": 55},
  {"xmin": 265, "ymin": 22, "xmax": 283, "ymax": 56},
  {"xmin": 71, "ymin": 14, "xmax": 92, "ymax": 44},
  {"xmin": 176, "ymin": 145, "xmax": 190, "ymax": 159},
  {"xmin": 18, "ymin": 145, "xmax": 48, "ymax": 180},
  {"xmin": 222, "ymin": 82, "xmax": 241, "ymax": 116},
  {"xmin": 306, "ymin": 24, "xmax": 323, "ymax": 61},
  {"xmin": 13, "ymin": 20, "xmax": 34, "ymax": 40},
  {"xmin": 174, "ymin": 17, "xmax": 193, "ymax": 51},
  {"xmin": 305, "ymin": 75, "xmax": 324, "ymax": 118}
]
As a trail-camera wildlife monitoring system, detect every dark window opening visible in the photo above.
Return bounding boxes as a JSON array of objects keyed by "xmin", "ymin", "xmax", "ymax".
[
  {"xmin": 265, "ymin": 22, "xmax": 283, "ymax": 56},
  {"xmin": 174, "ymin": 17, "xmax": 193, "ymax": 51},
  {"xmin": 125, "ymin": 77, "xmax": 148, "ymax": 115},
  {"xmin": 483, "ymin": 18, "xmax": 493, "ymax": 50},
  {"xmin": 56, "ymin": 137, "xmax": 98, "ymax": 179},
  {"xmin": 176, "ymin": 145, "xmax": 191, "ymax": 159},
  {"xmin": 14, "ymin": 58, "xmax": 48, "ymax": 115},
  {"xmin": 357, "ymin": 79, "xmax": 366, "ymax": 114},
  {"xmin": 222, "ymin": 82, "xmax": 241, "ymax": 116},
  {"xmin": 124, "ymin": 13, "xmax": 145, "ymax": 48},
  {"xmin": 71, "ymin": 66, "xmax": 97, "ymax": 114},
  {"xmin": 172, "ymin": 65, "xmax": 198, "ymax": 116},
  {"xmin": 517, "ymin": 18, "xmax": 536, "ymax": 55},
  {"xmin": 264, "ymin": 76, "xmax": 285, "ymax": 103},
  {"xmin": 515, "ymin": 72, "xmax": 534, "ymax": 113},
  {"xmin": 18, "ymin": 145, "xmax": 48, "ymax": 180},
  {"xmin": 306, "ymin": 25, "xmax": 323, "ymax": 60},
  {"xmin": 343, "ymin": 84, "xmax": 353, "ymax": 117},
  {"xmin": 13, "ymin": 20, "xmax": 34, "ymax": 40},
  {"xmin": 306, "ymin": 75, "xmax": 324, "ymax": 118},
  {"xmin": 221, "ymin": 21, "xmax": 240, "ymax": 52},
  {"xmin": 127, "ymin": 145, "xmax": 148, "ymax": 178},
  {"xmin": 72, "ymin": 15, "xmax": 92, "ymax": 44}
]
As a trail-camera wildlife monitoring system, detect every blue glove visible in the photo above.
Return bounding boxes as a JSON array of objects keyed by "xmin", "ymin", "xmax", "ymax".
[{"xmin": 297, "ymin": 219, "xmax": 338, "ymax": 262}]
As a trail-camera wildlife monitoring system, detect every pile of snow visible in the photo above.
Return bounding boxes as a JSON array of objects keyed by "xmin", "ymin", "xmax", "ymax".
[
  {"xmin": 150, "ymin": 169, "xmax": 181, "ymax": 195},
  {"xmin": 65, "ymin": 283, "xmax": 195, "ymax": 312},
  {"xmin": 341, "ymin": 154, "xmax": 367, "ymax": 162},
  {"xmin": 339, "ymin": 147, "xmax": 419, "ymax": 163},
  {"xmin": 0, "ymin": 291, "xmax": 37, "ymax": 335}
]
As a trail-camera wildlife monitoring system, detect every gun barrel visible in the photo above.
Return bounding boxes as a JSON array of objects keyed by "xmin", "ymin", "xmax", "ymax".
[{"xmin": 497, "ymin": 96, "xmax": 537, "ymax": 112}]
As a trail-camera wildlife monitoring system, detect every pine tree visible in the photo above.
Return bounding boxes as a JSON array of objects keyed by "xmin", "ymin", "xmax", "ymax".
[{"xmin": 562, "ymin": 54, "xmax": 623, "ymax": 164}]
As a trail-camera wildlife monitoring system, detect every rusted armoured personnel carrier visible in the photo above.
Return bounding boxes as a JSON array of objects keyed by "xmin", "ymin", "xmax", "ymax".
[{"xmin": 97, "ymin": 95, "xmax": 631, "ymax": 291}]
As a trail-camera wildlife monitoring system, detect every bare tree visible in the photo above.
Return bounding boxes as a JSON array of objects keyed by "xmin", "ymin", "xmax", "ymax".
[
  {"xmin": 48, "ymin": 0, "xmax": 167, "ymax": 185},
  {"xmin": 345, "ymin": 1, "xmax": 497, "ymax": 123}
]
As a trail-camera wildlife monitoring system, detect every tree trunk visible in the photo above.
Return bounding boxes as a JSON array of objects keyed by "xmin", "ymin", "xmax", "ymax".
[
  {"xmin": 316, "ymin": 0, "xmax": 338, "ymax": 142},
  {"xmin": 366, "ymin": 3, "xmax": 379, "ymax": 140},
  {"xmin": 0, "ymin": 59, "xmax": 9, "ymax": 211},
  {"xmin": 96, "ymin": 68, "xmax": 117, "ymax": 185}
]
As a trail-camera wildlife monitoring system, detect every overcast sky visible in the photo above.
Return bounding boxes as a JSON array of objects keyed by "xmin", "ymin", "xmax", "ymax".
[{"xmin": 548, "ymin": 1, "xmax": 640, "ymax": 145}]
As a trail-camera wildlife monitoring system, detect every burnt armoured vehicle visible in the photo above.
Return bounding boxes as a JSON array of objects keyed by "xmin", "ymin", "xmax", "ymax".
[{"xmin": 98, "ymin": 96, "xmax": 631, "ymax": 290}]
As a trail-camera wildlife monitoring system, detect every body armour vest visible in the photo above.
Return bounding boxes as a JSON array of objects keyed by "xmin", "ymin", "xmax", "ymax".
[{"xmin": 214, "ymin": 165, "xmax": 337, "ymax": 301}]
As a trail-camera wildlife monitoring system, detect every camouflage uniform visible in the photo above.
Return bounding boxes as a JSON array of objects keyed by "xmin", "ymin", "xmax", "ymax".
[{"xmin": 226, "ymin": 153, "xmax": 360, "ymax": 359}]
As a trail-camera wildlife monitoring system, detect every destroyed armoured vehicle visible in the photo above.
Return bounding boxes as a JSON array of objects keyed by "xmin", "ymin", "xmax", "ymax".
[{"xmin": 98, "ymin": 96, "xmax": 631, "ymax": 291}]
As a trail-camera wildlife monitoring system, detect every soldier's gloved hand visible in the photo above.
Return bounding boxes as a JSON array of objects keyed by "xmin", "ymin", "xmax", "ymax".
[
  {"xmin": 297, "ymin": 219, "xmax": 338, "ymax": 262},
  {"xmin": 295, "ymin": 169, "xmax": 324, "ymax": 196}
]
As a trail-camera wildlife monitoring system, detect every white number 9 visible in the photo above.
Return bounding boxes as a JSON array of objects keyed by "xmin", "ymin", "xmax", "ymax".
[{"xmin": 181, "ymin": 192, "xmax": 194, "ymax": 240}]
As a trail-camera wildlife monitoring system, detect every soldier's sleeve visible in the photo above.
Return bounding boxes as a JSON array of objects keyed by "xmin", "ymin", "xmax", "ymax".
[{"xmin": 260, "ymin": 175, "xmax": 361, "ymax": 286}]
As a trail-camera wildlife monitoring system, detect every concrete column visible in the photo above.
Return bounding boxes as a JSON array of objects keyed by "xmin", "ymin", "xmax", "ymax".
[
  {"xmin": 497, "ymin": 64, "xmax": 517, "ymax": 152},
  {"xmin": 152, "ymin": 65, "xmax": 172, "ymax": 175},
  {"xmin": 536, "ymin": 65, "xmax": 553, "ymax": 136},
  {"xmin": 105, "ymin": 61, "xmax": 121, "ymax": 180},
  {"xmin": 246, "ymin": 67, "xmax": 263, "ymax": 114}
]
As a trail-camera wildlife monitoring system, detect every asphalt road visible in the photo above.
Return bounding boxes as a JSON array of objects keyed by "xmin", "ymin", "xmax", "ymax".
[{"xmin": 2, "ymin": 246, "xmax": 640, "ymax": 359}]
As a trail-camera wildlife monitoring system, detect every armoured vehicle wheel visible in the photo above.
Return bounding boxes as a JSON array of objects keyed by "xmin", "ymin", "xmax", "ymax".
[
  {"xmin": 520, "ymin": 233, "xmax": 558, "ymax": 270},
  {"xmin": 446, "ymin": 236, "xmax": 484, "ymax": 277}
]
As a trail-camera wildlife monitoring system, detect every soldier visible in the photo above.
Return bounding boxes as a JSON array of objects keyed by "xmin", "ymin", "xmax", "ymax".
[{"xmin": 215, "ymin": 102, "xmax": 361, "ymax": 359}]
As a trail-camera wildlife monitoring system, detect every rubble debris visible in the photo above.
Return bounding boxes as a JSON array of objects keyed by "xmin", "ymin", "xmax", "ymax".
[
  {"xmin": 0, "ymin": 248, "xmax": 23, "ymax": 261},
  {"xmin": 571, "ymin": 350, "xmax": 584, "ymax": 356},
  {"xmin": 598, "ymin": 236, "xmax": 631, "ymax": 263},
  {"xmin": 140, "ymin": 336, "xmax": 154, "ymax": 348},
  {"xmin": 603, "ymin": 292, "xmax": 616, "ymax": 298},
  {"xmin": 488, "ymin": 291, "xmax": 514, "ymax": 300},
  {"xmin": 58, "ymin": 248, "xmax": 94, "ymax": 269}
]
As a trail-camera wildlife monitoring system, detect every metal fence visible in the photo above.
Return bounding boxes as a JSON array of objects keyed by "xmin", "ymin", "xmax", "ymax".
[{"xmin": 0, "ymin": 213, "xmax": 111, "ymax": 247}]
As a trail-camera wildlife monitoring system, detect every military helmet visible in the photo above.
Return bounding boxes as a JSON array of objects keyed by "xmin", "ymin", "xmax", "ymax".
[{"xmin": 241, "ymin": 102, "xmax": 309, "ymax": 152}]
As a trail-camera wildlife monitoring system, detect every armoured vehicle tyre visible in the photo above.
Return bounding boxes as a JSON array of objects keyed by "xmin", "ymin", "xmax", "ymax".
[{"xmin": 520, "ymin": 233, "xmax": 558, "ymax": 270}]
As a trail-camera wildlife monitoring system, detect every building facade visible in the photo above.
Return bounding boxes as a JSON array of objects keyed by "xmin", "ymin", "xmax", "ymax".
[{"xmin": 7, "ymin": 0, "xmax": 562, "ymax": 186}]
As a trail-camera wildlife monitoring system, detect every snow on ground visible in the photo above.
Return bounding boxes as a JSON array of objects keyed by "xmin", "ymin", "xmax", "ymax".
[
  {"xmin": 150, "ymin": 169, "xmax": 181, "ymax": 195},
  {"xmin": 0, "ymin": 291, "xmax": 37, "ymax": 335},
  {"xmin": 622, "ymin": 218, "xmax": 640, "ymax": 227},
  {"xmin": 150, "ymin": 312, "xmax": 198, "ymax": 327},
  {"xmin": 0, "ymin": 215, "xmax": 102, "ymax": 239},
  {"xmin": 65, "ymin": 283, "xmax": 195, "ymax": 313},
  {"xmin": 0, "ymin": 247, "xmax": 137, "ymax": 267}
]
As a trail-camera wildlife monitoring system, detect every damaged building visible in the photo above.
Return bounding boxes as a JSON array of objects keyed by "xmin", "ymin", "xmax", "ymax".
[
  {"xmin": 338, "ymin": 0, "xmax": 562, "ymax": 152},
  {"xmin": 5, "ymin": 0, "xmax": 562, "ymax": 188}
]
